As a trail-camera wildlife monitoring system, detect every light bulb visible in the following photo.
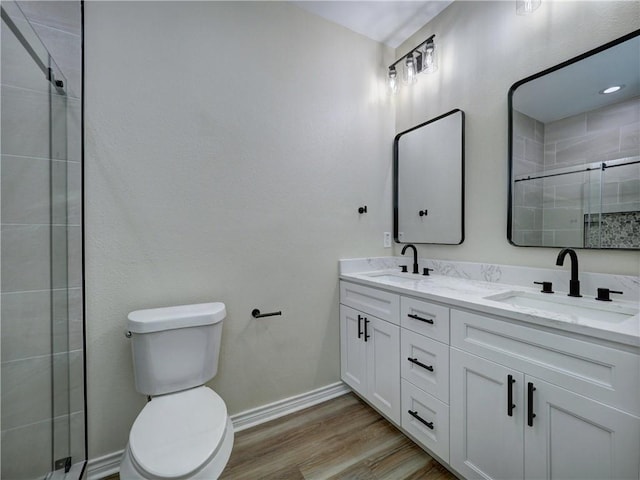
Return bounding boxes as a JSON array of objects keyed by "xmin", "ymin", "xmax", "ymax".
[
  {"xmin": 516, "ymin": 0, "xmax": 541, "ymax": 15},
  {"xmin": 404, "ymin": 55, "xmax": 417, "ymax": 85},
  {"xmin": 600, "ymin": 85, "xmax": 625, "ymax": 94},
  {"xmin": 388, "ymin": 67, "xmax": 398, "ymax": 95},
  {"xmin": 423, "ymin": 41, "xmax": 437, "ymax": 74}
]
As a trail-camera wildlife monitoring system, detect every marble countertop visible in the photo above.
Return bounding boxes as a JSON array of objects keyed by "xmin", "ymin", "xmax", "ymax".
[{"xmin": 340, "ymin": 267, "xmax": 640, "ymax": 349}]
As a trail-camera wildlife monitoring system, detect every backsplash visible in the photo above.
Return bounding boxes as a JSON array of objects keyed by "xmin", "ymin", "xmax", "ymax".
[{"xmin": 339, "ymin": 257, "xmax": 640, "ymax": 302}]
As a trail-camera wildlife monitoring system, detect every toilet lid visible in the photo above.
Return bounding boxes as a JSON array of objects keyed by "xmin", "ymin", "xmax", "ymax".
[{"xmin": 129, "ymin": 387, "xmax": 228, "ymax": 478}]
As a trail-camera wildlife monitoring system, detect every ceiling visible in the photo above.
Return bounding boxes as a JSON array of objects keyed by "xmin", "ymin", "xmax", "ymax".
[
  {"xmin": 291, "ymin": 1, "xmax": 453, "ymax": 48},
  {"xmin": 513, "ymin": 35, "xmax": 640, "ymax": 123}
]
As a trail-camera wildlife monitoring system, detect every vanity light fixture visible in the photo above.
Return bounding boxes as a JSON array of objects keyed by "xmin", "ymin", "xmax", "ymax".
[
  {"xmin": 387, "ymin": 34, "xmax": 437, "ymax": 94},
  {"xmin": 404, "ymin": 55, "xmax": 417, "ymax": 85},
  {"xmin": 516, "ymin": 0, "xmax": 541, "ymax": 15},
  {"xmin": 600, "ymin": 84, "xmax": 625, "ymax": 94},
  {"xmin": 388, "ymin": 66, "xmax": 398, "ymax": 94},
  {"xmin": 422, "ymin": 38, "xmax": 437, "ymax": 74}
]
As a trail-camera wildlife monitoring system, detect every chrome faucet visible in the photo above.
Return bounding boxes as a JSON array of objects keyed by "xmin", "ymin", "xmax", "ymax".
[
  {"xmin": 556, "ymin": 248, "xmax": 582, "ymax": 297},
  {"xmin": 401, "ymin": 244, "xmax": 419, "ymax": 274}
]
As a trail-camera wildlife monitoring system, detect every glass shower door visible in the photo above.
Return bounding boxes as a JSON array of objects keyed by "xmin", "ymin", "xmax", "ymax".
[{"xmin": 1, "ymin": 1, "xmax": 85, "ymax": 479}]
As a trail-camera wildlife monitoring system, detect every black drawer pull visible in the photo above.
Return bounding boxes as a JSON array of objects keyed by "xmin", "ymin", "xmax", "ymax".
[
  {"xmin": 507, "ymin": 374, "xmax": 516, "ymax": 417},
  {"xmin": 364, "ymin": 318, "xmax": 370, "ymax": 342},
  {"xmin": 527, "ymin": 382, "xmax": 536, "ymax": 427},
  {"xmin": 408, "ymin": 410, "xmax": 434, "ymax": 429},
  {"xmin": 407, "ymin": 357, "xmax": 434, "ymax": 372},
  {"xmin": 357, "ymin": 315, "xmax": 363, "ymax": 339},
  {"xmin": 407, "ymin": 313, "xmax": 434, "ymax": 324}
]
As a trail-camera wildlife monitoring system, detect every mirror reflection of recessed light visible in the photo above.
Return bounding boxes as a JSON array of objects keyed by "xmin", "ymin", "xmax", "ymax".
[{"xmin": 600, "ymin": 85, "xmax": 625, "ymax": 94}]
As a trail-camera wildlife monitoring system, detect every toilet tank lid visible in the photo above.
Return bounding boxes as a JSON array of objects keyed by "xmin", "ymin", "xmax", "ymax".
[{"xmin": 127, "ymin": 302, "xmax": 226, "ymax": 333}]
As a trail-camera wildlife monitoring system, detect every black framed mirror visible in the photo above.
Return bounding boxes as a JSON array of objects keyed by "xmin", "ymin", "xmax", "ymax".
[
  {"xmin": 508, "ymin": 29, "xmax": 640, "ymax": 250},
  {"xmin": 394, "ymin": 109, "xmax": 465, "ymax": 245}
]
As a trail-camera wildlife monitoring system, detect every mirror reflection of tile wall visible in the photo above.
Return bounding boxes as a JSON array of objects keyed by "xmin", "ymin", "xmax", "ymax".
[
  {"xmin": 513, "ymin": 97, "xmax": 640, "ymax": 248},
  {"xmin": 512, "ymin": 110, "xmax": 545, "ymax": 246}
]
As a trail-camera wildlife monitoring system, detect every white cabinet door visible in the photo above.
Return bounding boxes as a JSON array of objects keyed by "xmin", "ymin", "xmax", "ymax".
[
  {"xmin": 340, "ymin": 305, "xmax": 367, "ymax": 397},
  {"xmin": 366, "ymin": 315, "xmax": 401, "ymax": 425},
  {"xmin": 340, "ymin": 304, "xmax": 400, "ymax": 425},
  {"xmin": 450, "ymin": 348, "xmax": 525, "ymax": 480},
  {"xmin": 525, "ymin": 376, "xmax": 640, "ymax": 480}
]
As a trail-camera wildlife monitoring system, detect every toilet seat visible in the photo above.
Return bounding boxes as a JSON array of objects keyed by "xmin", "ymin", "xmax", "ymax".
[{"xmin": 129, "ymin": 387, "xmax": 228, "ymax": 479}]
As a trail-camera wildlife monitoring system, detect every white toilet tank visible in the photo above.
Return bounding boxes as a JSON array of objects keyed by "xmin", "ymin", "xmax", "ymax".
[{"xmin": 127, "ymin": 302, "xmax": 226, "ymax": 396}]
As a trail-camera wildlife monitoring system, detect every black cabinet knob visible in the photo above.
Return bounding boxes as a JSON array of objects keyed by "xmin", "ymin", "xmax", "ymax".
[
  {"xmin": 358, "ymin": 206, "xmax": 367, "ymax": 214},
  {"xmin": 419, "ymin": 209, "xmax": 428, "ymax": 217}
]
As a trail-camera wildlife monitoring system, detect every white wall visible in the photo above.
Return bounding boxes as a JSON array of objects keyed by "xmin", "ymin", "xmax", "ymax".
[
  {"xmin": 394, "ymin": 1, "xmax": 640, "ymax": 275},
  {"xmin": 84, "ymin": 1, "xmax": 394, "ymax": 458},
  {"xmin": 85, "ymin": 0, "xmax": 640, "ymax": 461}
]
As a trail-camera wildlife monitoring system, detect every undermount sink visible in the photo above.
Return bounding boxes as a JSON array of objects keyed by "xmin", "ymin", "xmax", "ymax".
[
  {"xmin": 485, "ymin": 291, "xmax": 639, "ymax": 323},
  {"xmin": 364, "ymin": 272, "xmax": 420, "ymax": 282}
]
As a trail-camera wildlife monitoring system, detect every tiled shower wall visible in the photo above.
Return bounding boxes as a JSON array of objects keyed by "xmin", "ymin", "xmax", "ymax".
[
  {"xmin": 544, "ymin": 97, "xmax": 639, "ymax": 168},
  {"xmin": 1, "ymin": 2, "xmax": 83, "ymax": 478},
  {"xmin": 513, "ymin": 97, "xmax": 639, "ymax": 247},
  {"xmin": 511, "ymin": 110, "xmax": 545, "ymax": 246},
  {"xmin": 543, "ymin": 97, "xmax": 640, "ymax": 246}
]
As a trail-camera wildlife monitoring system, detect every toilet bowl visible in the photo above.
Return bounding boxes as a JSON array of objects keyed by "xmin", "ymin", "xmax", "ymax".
[
  {"xmin": 120, "ymin": 303, "xmax": 233, "ymax": 479},
  {"xmin": 119, "ymin": 387, "xmax": 234, "ymax": 479}
]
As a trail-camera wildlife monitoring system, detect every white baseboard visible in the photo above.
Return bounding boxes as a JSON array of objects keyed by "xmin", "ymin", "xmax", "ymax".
[
  {"xmin": 86, "ymin": 382, "xmax": 350, "ymax": 479},
  {"xmin": 230, "ymin": 381, "xmax": 351, "ymax": 433},
  {"xmin": 86, "ymin": 450, "xmax": 124, "ymax": 480}
]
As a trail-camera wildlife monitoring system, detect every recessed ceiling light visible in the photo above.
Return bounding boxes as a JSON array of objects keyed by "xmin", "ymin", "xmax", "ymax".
[{"xmin": 600, "ymin": 85, "xmax": 625, "ymax": 94}]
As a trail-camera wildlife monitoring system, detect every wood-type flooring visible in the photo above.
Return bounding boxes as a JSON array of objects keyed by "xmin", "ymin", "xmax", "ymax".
[
  {"xmin": 104, "ymin": 392, "xmax": 456, "ymax": 480},
  {"xmin": 221, "ymin": 392, "xmax": 454, "ymax": 479}
]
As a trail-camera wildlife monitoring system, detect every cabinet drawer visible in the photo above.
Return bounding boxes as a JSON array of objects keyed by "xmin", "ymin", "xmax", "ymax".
[
  {"xmin": 401, "ymin": 379, "xmax": 450, "ymax": 463},
  {"xmin": 401, "ymin": 329, "xmax": 449, "ymax": 403},
  {"xmin": 451, "ymin": 309, "xmax": 640, "ymax": 416},
  {"xmin": 401, "ymin": 296, "xmax": 450, "ymax": 343},
  {"xmin": 340, "ymin": 281, "xmax": 400, "ymax": 324}
]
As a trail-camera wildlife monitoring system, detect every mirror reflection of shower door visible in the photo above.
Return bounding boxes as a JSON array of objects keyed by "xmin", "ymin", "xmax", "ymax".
[
  {"xmin": 582, "ymin": 159, "xmax": 640, "ymax": 249},
  {"xmin": 584, "ymin": 168, "xmax": 602, "ymax": 248},
  {"xmin": 1, "ymin": 2, "xmax": 84, "ymax": 479}
]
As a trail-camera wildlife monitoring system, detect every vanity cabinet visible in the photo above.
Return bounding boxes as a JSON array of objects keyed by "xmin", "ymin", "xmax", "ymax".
[
  {"xmin": 339, "ymin": 277, "xmax": 640, "ymax": 480},
  {"xmin": 340, "ymin": 281, "xmax": 451, "ymax": 461},
  {"xmin": 340, "ymin": 282, "xmax": 401, "ymax": 425},
  {"xmin": 450, "ymin": 309, "xmax": 640, "ymax": 480}
]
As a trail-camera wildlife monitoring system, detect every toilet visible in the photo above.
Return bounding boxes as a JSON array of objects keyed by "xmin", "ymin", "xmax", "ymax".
[{"xmin": 120, "ymin": 302, "xmax": 234, "ymax": 479}]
